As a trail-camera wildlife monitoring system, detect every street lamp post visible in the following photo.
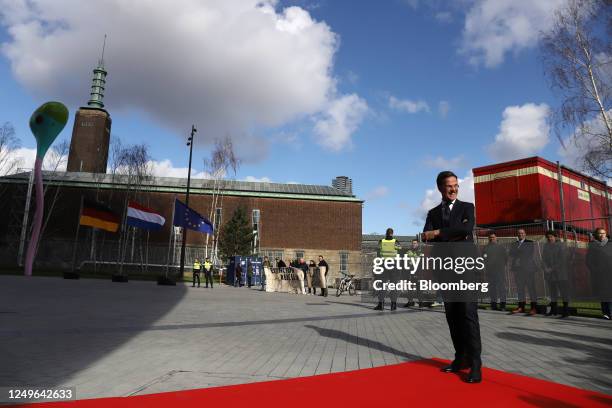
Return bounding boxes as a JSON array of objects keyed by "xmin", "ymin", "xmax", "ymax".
[{"xmin": 179, "ymin": 125, "xmax": 197, "ymax": 277}]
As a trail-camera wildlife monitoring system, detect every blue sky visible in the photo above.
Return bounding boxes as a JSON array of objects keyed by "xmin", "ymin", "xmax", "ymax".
[{"xmin": 0, "ymin": 0, "xmax": 578, "ymax": 234}]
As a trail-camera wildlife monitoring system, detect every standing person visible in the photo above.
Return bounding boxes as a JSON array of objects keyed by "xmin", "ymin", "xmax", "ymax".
[
  {"xmin": 318, "ymin": 255, "xmax": 329, "ymax": 297},
  {"xmin": 203, "ymin": 257, "xmax": 213, "ymax": 288},
  {"xmin": 586, "ymin": 227, "xmax": 611, "ymax": 320},
  {"xmin": 247, "ymin": 260, "xmax": 254, "ymax": 288},
  {"xmin": 296, "ymin": 258, "xmax": 309, "ymax": 295},
  {"xmin": 234, "ymin": 262, "xmax": 243, "ymax": 287},
  {"xmin": 307, "ymin": 260, "xmax": 317, "ymax": 295},
  {"xmin": 262, "ymin": 256, "xmax": 271, "ymax": 291},
  {"xmin": 422, "ymin": 170, "xmax": 482, "ymax": 384},
  {"xmin": 483, "ymin": 233, "xmax": 508, "ymax": 311},
  {"xmin": 403, "ymin": 239, "xmax": 422, "ymax": 308},
  {"xmin": 192, "ymin": 258, "xmax": 201, "ymax": 288},
  {"xmin": 374, "ymin": 228, "xmax": 401, "ymax": 311},
  {"xmin": 542, "ymin": 231, "xmax": 570, "ymax": 317},
  {"xmin": 509, "ymin": 229, "xmax": 539, "ymax": 316},
  {"xmin": 277, "ymin": 258, "xmax": 287, "ymax": 268}
]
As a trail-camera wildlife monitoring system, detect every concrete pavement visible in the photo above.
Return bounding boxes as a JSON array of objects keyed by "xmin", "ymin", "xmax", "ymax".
[{"xmin": 0, "ymin": 275, "xmax": 610, "ymax": 400}]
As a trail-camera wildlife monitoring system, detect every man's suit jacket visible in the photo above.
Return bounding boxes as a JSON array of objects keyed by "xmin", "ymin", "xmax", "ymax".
[
  {"xmin": 423, "ymin": 200, "xmax": 477, "ymax": 296},
  {"xmin": 423, "ymin": 199, "xmax": 475, "ymax": 242},
  {"xmin": 509, "ymin": 240, "xmax": 537, "ymax": 272}
]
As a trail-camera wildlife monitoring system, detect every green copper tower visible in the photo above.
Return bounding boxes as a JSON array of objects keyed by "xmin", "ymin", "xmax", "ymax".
[
  {"xmin": 67, "ymin": 35, "xmax": 112, "ymax": 173},
  {"xmin": 87, "ymin": 35, "xmax": 107, "ymax": 108}
]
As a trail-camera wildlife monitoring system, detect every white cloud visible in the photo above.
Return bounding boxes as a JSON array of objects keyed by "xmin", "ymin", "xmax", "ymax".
[
  {"xmin": 413, "ymin": 171, "xmax": 475, "ymax": 223},
  {"xmin": 313, "ymin": 94, "xmax": 368, "ymax": 151},
  {"xmin": 365, "ymin": 186, "xmax": 389, "ymax": 201},
  {"xmin": 460, "ymin": 0, "xmax": 565, "ymax": 67},
  {"xmin": 244, "ymin": 175, "xmax": 272, "ymax": 183},
  {"xmin": 388, "ymin": 96, "xmax": 430, "ymax": 114},
  {"xmin": 423, "ymin": 155, "xmax": 467, "ymax": 169},
  {"xmin": 10, "ymin": 146, "xmax": 68, "ymax": 173},
  {"xmin": 438, "ymin": 100, "xmax": 450, "ymax": 118},
  {"xmin": 435, "ymin": 11, "xmax": 453, "ymax": 23},
  {"xmin": 148, "ymin": 159, "xmax": 210, "ymax": 179},
  {"xmin": 487, "ymin": 103, "xmax": 550, "ymax": 161},
  {"xmin": 0, "ymin": 1, "xmax": 360, "ymax": 160}
]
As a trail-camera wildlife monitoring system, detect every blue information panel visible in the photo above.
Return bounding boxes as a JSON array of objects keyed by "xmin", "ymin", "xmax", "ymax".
[{"xmin": 227, "ymin": 256, "xmax": 263, "ymax": 286}]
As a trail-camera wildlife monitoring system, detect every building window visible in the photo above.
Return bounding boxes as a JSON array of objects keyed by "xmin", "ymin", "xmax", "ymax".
[
  {"xmin": 339, "ymin": 252, "xmax": 349, "ymax": 272},
  {"xmin": 214, "ymin": 208, "xmax": 222, "ymax": 230},
  {"xmin": 295, "ymin": 250, "xmax": 304, "ymax": 260}
]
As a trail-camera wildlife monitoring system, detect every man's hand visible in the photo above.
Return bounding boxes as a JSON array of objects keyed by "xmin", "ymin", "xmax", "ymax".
[{"xmin": 423, "ymin": 229, "xmax": 440, "ymax": 241}]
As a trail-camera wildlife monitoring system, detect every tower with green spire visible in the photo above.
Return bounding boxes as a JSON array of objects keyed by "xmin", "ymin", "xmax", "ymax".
[{"xmin": 67, "ymin": 35, "xmax": 112, "ymax": 173}]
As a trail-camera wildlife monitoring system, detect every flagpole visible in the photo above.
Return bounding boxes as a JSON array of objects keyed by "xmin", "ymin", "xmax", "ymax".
[
  {"xmin": 70, "ymin": 196, "xmax": 84, "ymax": 274},
  {"xmin": 165, "ymin": 195, "xmax": 177, "ymax": 278},
  {"xmin": 179, "ymin": 125, "xmax": 196, "ymax": 278},
  {"xmin": 118, "ymin": 196, "xmax": 129, "ymax": 276},
  {"xmin": 145, "ymin": 230, "xmax": 150, "ymax": 275}
]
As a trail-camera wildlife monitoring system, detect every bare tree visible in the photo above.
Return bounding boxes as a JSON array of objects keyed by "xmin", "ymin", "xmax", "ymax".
[
  {"xmin": 108, "ymin": 140, "xmax": 153, "ymax": 272},
  {"xmin": 38, "ymin": 140, "xmax": 70, "ymax": 241},
  {"xmin": 0, "ymin": 122, "xmax": 22, "ymax": 176},
  {"xmin": 540, "ymin": 0, "xmax": 611, "ymax": 179},
  {"xmin": 203, "ymin": 136, "xmax": 240, "ymax": 264}
]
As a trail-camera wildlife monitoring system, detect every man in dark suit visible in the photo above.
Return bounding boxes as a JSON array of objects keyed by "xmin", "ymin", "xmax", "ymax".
[
  {"xmin": 422, "ymin": 171, "xmax": 482, "ymax": 384},
  {"xmin": 508, "ymin": 228, "xmax": 539, "ymax": 316}
]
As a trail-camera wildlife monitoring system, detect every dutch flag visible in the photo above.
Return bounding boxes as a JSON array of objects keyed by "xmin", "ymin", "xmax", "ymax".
[{"xmin": 126, "ymin": 201, "xmax": 166, "ymax": 231}]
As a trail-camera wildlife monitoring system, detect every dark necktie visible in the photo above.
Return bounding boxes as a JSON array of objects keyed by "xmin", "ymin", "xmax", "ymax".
[{"xmin": 442, "ymin": 201, "xmax": 451, "ymax": 227}]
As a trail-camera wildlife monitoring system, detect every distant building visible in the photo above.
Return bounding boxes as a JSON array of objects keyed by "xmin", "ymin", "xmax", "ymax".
[
  {"xmin": 0, "ymin": 172, "xmax": 364, "ymax": 280},
  {"xmin": 332, "ymin": 176, "xmax": 352, "ymax": 195},
  {"xmin": 66, "ymin": 47, "xmax": 111, "ymax": 173}
]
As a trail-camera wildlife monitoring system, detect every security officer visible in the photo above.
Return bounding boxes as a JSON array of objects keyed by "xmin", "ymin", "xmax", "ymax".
[
  {"xmin": 192, "ymin": 257, "xmax": 201, "ymax": 288},
  {"xmin": 374, "ymin": 228, "xmax": 401, "ymax": 311},
  {"xmin": 203, "ymin": 257, "xmax": 213, "ymax": 288}
]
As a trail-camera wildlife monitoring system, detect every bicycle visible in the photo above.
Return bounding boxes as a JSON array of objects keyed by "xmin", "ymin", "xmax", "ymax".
[{"xmin": 336, "ymin": 272, "xmax": 356, "ymax": 296}]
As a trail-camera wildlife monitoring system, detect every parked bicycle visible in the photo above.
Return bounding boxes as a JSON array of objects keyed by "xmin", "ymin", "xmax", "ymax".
[{"xmin": 336, "ymin": 272, "xmax": 356, "ymax": 296}]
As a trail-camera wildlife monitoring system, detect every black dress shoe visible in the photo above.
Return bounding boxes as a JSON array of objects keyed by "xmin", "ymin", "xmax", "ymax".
[
  {"xmin": 440, "ymin": 361, "xmax": 469, "ymax": 373},
  {"xmin": 466, "ymin": 368, "xmax": 482, "ymax": 383}
]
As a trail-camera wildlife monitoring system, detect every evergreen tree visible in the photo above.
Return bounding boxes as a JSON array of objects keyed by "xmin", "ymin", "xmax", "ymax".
[{"xmin": 218, "ymin": 206, "xmax": 253, "ymax": 260}]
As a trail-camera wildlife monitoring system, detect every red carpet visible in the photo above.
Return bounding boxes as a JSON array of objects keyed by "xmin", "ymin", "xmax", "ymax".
[{"xmin": 15, "ymin": 359, "xmax": 612, "ymax": 408}]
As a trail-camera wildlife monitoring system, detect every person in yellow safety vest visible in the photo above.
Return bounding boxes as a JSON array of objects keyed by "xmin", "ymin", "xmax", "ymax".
[
  {"xmin": 192, "ymin": 258, "xmax": 201, "ymax": 288},
  {"xmin": 203, "ymin": 257, "xmax": 213, "ymax": 289},
  {"xmin": 374, "ymin": 228, "xmax": 401, "ymax": 311}
]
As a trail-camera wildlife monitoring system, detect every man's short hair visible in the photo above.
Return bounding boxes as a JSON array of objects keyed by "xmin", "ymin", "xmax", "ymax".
[
  {"xmin": 489, "ymin": 233, "xmax": 496, "ymax": 237},
  {"xmin": 594, "ymin": 227, "xmax": 606, "ymax": 234},
  {"xmin": 545, "ymin": 230, "xmax": 556, "ymax": 238},
  {"xmin": 436, "ymin": 171, "xmax": 458, "ymax": 187},
  {"xmin": 412, "ymin": 239, "xmax": 418, "ymax": 243}
]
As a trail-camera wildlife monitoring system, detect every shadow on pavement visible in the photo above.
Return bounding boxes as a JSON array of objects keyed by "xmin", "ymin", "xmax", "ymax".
[
  {"xmin": 304, "ymin": 324, "xmax": 427, "ymax": 363},
  {"xmin": 0, "ymin": 276, "xmax": 188, "ymax": 388},
  {"xmin": 495, "ymin": 331, "xmax": 612, "ymax": 372}
]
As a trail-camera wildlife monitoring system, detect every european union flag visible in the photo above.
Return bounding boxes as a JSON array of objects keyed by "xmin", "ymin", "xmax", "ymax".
[{"xmin": 172, "ymin": 199, "xmax": 214, "ymax": 234}]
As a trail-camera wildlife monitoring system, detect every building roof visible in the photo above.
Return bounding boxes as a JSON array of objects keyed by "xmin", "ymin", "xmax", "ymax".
[
  {"xmin": 0, "ymin": 171, "xmax": 363, "ymax": 202},
  {"xmin": 473, "ymin": 156, "xmax": 611, "ymax": 190}
]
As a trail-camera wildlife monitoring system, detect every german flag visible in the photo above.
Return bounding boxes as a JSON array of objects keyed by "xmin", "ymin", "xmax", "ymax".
[{"xmin": 80, "ymin": 200, "xmax": 121, "ymax": 232}]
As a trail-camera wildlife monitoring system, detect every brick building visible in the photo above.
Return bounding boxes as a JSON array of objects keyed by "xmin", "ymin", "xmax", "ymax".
[{"xmin": 0, "ymin": 171, "xmax": 363, "ymax": 280}]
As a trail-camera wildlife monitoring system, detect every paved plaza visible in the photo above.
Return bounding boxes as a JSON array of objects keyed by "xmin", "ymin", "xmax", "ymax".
[{"xmin": 1, "ymin": 275, "xmax": 611, "ymax": 400}]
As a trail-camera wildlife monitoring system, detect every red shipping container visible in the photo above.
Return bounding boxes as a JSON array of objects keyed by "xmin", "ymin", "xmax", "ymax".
[{"xmin": 473, "ymin": 156, "xmax": 612, "ymax": 232}]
